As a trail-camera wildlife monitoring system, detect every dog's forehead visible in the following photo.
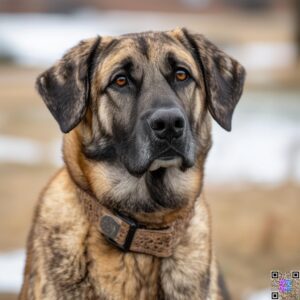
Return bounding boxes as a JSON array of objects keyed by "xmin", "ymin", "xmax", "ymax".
[
  {"xmin": 118, "ymin": 29, "xmax": 181, "ymax": 49},
  {"xmin": 99, "ymin": 30, "xmax": 196, "ymax": 70}
]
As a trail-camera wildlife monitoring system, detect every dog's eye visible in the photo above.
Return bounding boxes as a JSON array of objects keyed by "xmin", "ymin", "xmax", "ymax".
[
  {"xmin": 114, "ymin": 75, "xmax": 128, "ymax": 87},
  {"xmin": 175, "ymin": 68, "xmax": 189, "ymax": 82}
]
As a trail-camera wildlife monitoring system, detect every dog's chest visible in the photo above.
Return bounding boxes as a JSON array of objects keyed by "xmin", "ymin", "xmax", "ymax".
[
  {"xmin": 84, "ymin": 214, "xmax": 211, "ymax": 300},
  {"xmin": 86, "ymin": 226, "xmax": 161, "ymax": 300}
]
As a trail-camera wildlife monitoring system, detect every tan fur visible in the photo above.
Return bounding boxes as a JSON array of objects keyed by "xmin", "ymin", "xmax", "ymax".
[
  {"xmin": 20, "ymin": 28, "xmax": 245, "ymax": 299},
  {"xmin": 21, "ymin": 169, "xmax": 220, "ymax": 300}
]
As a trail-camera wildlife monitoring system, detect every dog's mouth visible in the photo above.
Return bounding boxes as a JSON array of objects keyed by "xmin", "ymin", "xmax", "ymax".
[
  {"xmin": 123, "ymin": 137, "xmax": 196, "ymax": 177},
  {"xmin": 148, "ymin": 156, "xmax": 182, "ymax": 181},
  {"xmin": 148, "ymin": 146, "xmax": 183, "ymax": 172},
  {"xmin": 148, "ymin": 156, "xmax": 182, "ymax": 172},
  {"xmin": 146, "ymin": 145, "xmax": 195, "ymax": 179}
]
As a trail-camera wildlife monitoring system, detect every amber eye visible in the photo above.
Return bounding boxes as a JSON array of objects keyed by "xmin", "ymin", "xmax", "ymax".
[
  {"xmin": 175, "ymin": 69, "xmax": 189, "ymax": 81},
  {"xmin": 114, "ymin": 75, "xmax": 128, "ymax": 87}
]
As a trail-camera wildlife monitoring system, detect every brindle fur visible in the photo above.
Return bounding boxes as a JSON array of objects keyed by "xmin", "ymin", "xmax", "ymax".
[{"xmin": 20, "ymin": 28, "xmax": 245, "ymax": 300}]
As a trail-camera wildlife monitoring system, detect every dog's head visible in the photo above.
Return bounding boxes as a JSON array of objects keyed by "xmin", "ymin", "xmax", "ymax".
[{"xmin": 37, "ymin": 29, "xmax": 245, "ymax": 214}]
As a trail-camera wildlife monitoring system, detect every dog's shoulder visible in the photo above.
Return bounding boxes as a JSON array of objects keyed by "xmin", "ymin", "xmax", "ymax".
[
  {"xmin": 20, "ymin": 168, "xmax": 92, "ymax": 299},
  {"xmin": 33, "ymin": 168, "xmax": 90, "ymax": 261},
  {"xmin": 37, "ymin": 168, "xmax": 85, "ymax": 226}
]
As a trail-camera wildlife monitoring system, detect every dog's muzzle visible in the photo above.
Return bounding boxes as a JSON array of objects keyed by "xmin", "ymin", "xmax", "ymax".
[
  {"xmin": 122, "ymin": 106, "xmax": 195, "ymax": 176},
  {"xmin": 145, "ymin": 107, "xmax": 193, "ymax": 171}
]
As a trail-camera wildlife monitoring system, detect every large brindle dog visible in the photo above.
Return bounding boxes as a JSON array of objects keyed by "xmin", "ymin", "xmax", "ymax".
[{"xmin": 20, "ymin": 28, "xmax": 245, "ymax": 300}]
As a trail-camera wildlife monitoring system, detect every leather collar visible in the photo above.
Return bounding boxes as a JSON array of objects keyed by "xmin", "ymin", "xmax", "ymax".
[{"xmin": 76, "ymin": 187, "xmax": 193, "ymax": 258}]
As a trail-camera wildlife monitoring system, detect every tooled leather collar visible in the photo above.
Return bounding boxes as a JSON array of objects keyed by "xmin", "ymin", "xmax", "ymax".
[{"xmin": 76, "ymin": 187, "xmax": 194, "ymax": 258}]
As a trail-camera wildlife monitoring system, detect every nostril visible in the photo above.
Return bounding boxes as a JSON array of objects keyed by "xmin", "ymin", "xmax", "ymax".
[
  {"xmin": 148, "ymin": 108, "xmax": 185, "ymax": 140},
  {"xmin": 151, "ymin": 119, "xmax": 165, "ymax": 131},
  {"xmin": 174, "ymin": 117, "xmax": 184, "ymax": 129}
]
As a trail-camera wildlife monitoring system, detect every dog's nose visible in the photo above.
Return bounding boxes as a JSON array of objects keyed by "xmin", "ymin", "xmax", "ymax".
[{"xmin": 149, "ymin": 108, "xmax": 185, "ymax": 140}]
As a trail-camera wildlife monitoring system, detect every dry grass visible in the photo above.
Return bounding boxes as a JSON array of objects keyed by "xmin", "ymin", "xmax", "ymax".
[
  {"xmin": 208, "ymin": 184, "xmax": 300, "ymax": 299},
  {"xmin": 0, "ymin": 294, "xmax": 17, "ymax": 300},
  {"xmin": 0, "ymin": 163, "xmax": 56, "ymax": 251}
]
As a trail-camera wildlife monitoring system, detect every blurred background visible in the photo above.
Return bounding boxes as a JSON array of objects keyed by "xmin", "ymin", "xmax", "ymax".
[{"xmin": 0, "ymin": 0, "xmax": 299, "ymax": 299}]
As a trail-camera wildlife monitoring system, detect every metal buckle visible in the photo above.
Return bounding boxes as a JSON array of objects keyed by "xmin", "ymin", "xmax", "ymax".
[{"xmin": 100, "ymin": 212, "xmax": 138, "ymax": 252}]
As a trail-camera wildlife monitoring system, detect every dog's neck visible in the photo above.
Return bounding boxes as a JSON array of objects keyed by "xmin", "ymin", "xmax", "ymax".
[{"xmin": 76, "ymin": 185, "xmax": 195, "ymax": 257}]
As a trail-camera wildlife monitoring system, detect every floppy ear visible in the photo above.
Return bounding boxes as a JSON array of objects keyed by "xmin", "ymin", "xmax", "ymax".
[
  {"xmin": 36, "ymin": 36, "xmax": 101, "ymax": 133},
  {"xmin": 182, "ymin": 29, "xmax": 246, "ymax": 131}
]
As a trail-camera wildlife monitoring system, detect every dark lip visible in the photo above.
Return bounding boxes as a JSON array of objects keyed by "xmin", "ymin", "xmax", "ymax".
[
  {"xmin": 158, "ymin": 156, "xmax": 178, "ymax": 161},
  {"xmin": 150, "ymin": 145, "xmax": 195, "ymax": 172},
  {"xmin": 153, "ymin": 146, "xmax": 183, "ymax": 161},
  {"xmin": 128, "ymin": 148, "xmax": 185, "ymax": 177},
  {"xmin": 125, "ymin": 135, "xmax": 195, "ymax": 177}
]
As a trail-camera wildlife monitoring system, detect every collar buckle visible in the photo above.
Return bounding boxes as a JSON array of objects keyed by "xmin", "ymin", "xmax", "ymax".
[{"xmin": 100, "ymin": 212, "xmax": 138, "ymax": 252}]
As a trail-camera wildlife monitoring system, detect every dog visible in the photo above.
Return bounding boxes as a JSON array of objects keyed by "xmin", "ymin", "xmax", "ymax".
[{"xmin": 19, "ymin": 28, "xmax": 245, "ymax": 300}]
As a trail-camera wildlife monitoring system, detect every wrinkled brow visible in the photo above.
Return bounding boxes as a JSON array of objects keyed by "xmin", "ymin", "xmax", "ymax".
[
  {"xmin": 165, "ymin": 50, "xmax": 199, "ymax": 80},
  {"xmin": 108, "ymin": 57, "xmax": 134, "ymax": 77},
  {"xmin": 99, "ymin": 55, "xmax": 135, "ymax": 88}
]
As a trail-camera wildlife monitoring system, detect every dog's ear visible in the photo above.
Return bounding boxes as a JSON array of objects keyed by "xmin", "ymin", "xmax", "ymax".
[
  {"xmin": 182, "ymin": 29, "xmax": 246, "ymax": 131},
  {"xmin": 36, "ymin": 37, "xmax": 101, "ymax": 133}
]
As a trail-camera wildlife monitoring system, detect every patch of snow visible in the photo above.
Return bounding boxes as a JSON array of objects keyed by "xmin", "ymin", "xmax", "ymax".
[
  {"xmin": 48, "ymin": 139, "xmax": 63, "ymax": 167},
  {"xmin": 229, "ymin": 42, "xmax": 296, "ymax": 72},
  {"xmin": 246, "ymin": 289, "xmax": 270, "ymax": 300},
  {"xmin": 206, "ymin": 91, "xmax": 300, "ymax": 185},
  {"xmin": 206, "ymin": 117, "xmax": 300, "ymax": 185},
  {"xmin": 0, "ymin": 249, "xmax": 25, "ymax": 293},
  {"xmin": 0, "ymin": 136, "xmax": 63, "ymax": 166},
  {"xmin": 0, "ymin": 136, "xmax": 43, "ymax": 165}
]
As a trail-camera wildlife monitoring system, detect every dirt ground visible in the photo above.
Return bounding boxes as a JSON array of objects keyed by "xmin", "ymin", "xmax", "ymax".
[
  {"xmin": 0, "ymin": 66, "xmax": 299, "ymax": 300},
  {"xmin": 208, "ymin": 183, "xmax": 300, "ymax": 298}
]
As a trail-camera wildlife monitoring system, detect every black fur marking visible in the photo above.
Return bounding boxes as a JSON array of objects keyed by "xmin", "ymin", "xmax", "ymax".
[
  {"xmin": 82, "ymin": 136, "xmax": 117, "ymax": 162},
  {"xmin": 100, "ymin": 39, "xmax": 121, "ymax": 63},
  {"xmin": 137, "ymin": 36, "xmax": 149, "ymax": 59},
  {"xmin": 145, "ymin": 170, "xmax": 186, "ymax": 209},
  {"xmin": 161, "ymin": 32, "xmax": 181, "ymax": 46},
  {"xmin": 86, "ymin": 36, "xmax": 102, "ymax": 102}
]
